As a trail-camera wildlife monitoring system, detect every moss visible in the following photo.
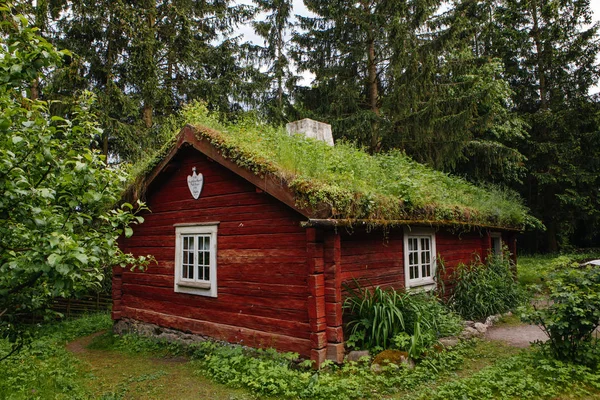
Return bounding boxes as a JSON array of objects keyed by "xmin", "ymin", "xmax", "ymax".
[
  {"xmin": 372, "ymin": 349, "xmax": 410, "ymax": 366},
  {"xmin": 125, "ymin": 103, "xmax": 539, "ymax": 230}
]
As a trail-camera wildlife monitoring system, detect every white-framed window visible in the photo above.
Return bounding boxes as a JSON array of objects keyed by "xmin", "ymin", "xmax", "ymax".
[
  {"xmin": 491, "ymin": 232, "xmax": 502, "ymax": 257},
  {"xmin": 403, "ymin": 227, "xmax": 436, "ymax": 289},
  {"xmin": 174, "ymin": 224, "xmax": 218, "ymax": 297}
]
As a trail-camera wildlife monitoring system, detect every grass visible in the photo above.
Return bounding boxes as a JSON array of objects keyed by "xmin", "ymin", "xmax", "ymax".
[
  {"xmin": 3, "ymin": 312, "xmax": 600, "ymax": 399},
  {"xmin": 0, "ymin": 314, "xmax": 249, "ymax": 400},
  {"xmin": 131, "ymin": 102, "xmax": 537, "ymax": 230},
  {"xmin": 517, "ymin": 251, "xmax": 600, "ymax": 286}
]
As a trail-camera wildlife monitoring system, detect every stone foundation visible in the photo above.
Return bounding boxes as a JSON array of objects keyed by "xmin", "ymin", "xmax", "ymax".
[{"xmin": 113, "ymin": 318, "xmax": 210, "ymax": 345}]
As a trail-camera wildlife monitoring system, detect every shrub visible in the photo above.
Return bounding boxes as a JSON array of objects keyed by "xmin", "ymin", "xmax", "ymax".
[
  {"xmin": 450, "ymin": 253, "xmax": 525, "ymax": 320},
  {"xmin": 522, "ymin": 263, "xmax": 600, "ymax": 366},
  {"xmin": 343, "ymin": 285, "xmax": 407, "ymax": 349},
  {"xmin": 343, "ymin": 284, "xmax": 462, "ymax": 353}
]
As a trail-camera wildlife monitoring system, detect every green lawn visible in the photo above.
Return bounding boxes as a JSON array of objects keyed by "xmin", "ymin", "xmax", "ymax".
[
  {"xmin": 517, "ymin": 251, "xmax": 600, "ymax": 286},
  {"xmin": 2, "ymin": 304, "xmax": 600, "ymax": 399}
]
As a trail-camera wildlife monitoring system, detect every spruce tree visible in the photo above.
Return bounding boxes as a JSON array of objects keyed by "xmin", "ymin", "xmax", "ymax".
[
  {"xmin": 253, "ymin": 0, "xmax": 297, "ymax": 125},
  {"xmin": 28, "ymin": 0, "xmax": 259, "ymax": 162},
  {"xmin": 492, "ymin": 0, "xmax": 600, "ymax": 251}
]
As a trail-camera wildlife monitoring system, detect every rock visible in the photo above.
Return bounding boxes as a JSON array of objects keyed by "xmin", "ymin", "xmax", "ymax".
[
  {"xmin": 463, "ymin": 320, "xmax": 476, "ymax": 328},
  {"xmin": 135, "ymin": 323, "xmax": 156, "ymax": 337},
  {"xmin": 460, "ymin": 326, "xmax": 480, "ymax": 339},
  {"xmin": 474, "ymin": 322, "xmax": 488, "ymax": 334},
  {"xmin": 485, "ymin": 315, "xmax": 500, "ymax": 326},
  {"xmin": 438, "ymin": 337, "xmax": 460, "ymax": 348},
  {"xmin": 345, "ymin": 350, "xmax": 371, "ymax": 363},
  {"xmin": 504, "ymin": 311, "xmax": 513, "ymax": 317},
  {"xmin": 158, "ymin": 333, "xmax": 180, "ymax": 342}
]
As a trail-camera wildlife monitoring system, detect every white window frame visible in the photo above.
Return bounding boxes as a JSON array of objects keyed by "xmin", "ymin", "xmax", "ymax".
[
  {"xmin": 174, "ymin": 223, "xmax": 218, "ymax": 297},
  {"xmin": 403, "ymin": 227, "xmax": 437, "ymax": 290},
  {"xmin": 490, "ymin": 232, "xmax": 503, "ymax": 257}
]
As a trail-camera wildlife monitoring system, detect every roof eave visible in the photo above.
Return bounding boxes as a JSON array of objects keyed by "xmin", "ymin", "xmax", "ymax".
[{"xmin": 301, "ymin": 218, "xmax": 522, "ymax": 232}]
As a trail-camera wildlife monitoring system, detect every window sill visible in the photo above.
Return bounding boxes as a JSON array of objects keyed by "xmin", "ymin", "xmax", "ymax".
[
  {"xmin": 407, "ymin": 281, "xmax": 436, "ymax": 292},
  {"xmin": 177, "ymin": 281, "xmax": 211, "ymax": 290}
]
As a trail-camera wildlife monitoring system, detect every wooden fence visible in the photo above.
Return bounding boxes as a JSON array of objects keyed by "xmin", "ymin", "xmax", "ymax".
[{"xmin": 50, "ymin": 293, "xmax": 112, "ymax": 318}]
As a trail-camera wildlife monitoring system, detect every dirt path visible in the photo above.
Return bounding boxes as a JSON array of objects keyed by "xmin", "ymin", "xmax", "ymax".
[
  {"xmin": 484, "ymin": 324, "xmax": 548, "ymax": 348},
  {"xmin": 65, "ymin": 332, "xmax": 251, "ymax": 399},
  {"xmin": 66, "ymin": 330, "xmax": 106, "ymax": 353}
]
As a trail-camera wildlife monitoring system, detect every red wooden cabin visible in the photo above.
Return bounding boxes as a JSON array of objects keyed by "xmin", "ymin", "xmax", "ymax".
[{"xmin": 113, "ymin": 124, "xmax": 519, "ymax": 366}]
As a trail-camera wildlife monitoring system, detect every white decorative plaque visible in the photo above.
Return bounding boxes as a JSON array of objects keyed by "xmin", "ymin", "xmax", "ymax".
[{"xmin": 187, "ymin": 167, "xmax": 204, "ymax": 199}]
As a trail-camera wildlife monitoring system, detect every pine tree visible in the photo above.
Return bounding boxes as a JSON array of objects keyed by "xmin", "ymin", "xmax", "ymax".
[
  {"xmin": 491, "ymin": 0, "xmax": 600, "ymax": 251},
  {"xmin": 293, "ymin": 0, "xmax": 526, "ymax": 183},
  {"xmin": 253, "ymin": 0, "xmax": 296, "ymax": 125},
  {"xmin": 28, "ymin": 0, "xmax": 259, "ymax": 162}
]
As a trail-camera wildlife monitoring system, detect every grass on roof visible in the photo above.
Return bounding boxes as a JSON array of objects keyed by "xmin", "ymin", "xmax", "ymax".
[{"xmin": 136, "ymin": 102, "xmax": 539, "ymax": 230}]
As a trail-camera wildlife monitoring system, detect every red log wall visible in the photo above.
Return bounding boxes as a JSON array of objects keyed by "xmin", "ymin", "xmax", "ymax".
[
  {"xmin": 338, "ymin": 228, "xmax": 495, "ymax": 293},
  {"xmin": 113, "ymin": 147, "xmax": 311, "ymax": 356}
]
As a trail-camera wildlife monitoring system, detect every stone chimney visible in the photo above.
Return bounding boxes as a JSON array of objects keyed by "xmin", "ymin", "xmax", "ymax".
[{"xmin": 286, "ymin": 118, "xmax": 334, "ymax": 146}]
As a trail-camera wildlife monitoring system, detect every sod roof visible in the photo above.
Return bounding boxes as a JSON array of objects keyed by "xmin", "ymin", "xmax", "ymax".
[{"xmin": 129, "ymin": 118, "xmax": 538, "ymax": 231}]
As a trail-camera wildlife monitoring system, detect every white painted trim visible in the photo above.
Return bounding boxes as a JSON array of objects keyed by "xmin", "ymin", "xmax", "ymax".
[
  {"xmin": 173, "ymin": 221, "xmax": 220, "ymax": 227},
  {"xmin": 174, "ymin": 224, "xmax": 218, "ymax": 297},
  {"xmin": 490, "ymin": 232, "xmax": 503, "ymax": 257},
  {"xmin": 403, "ymin": 227, "xmax": 437, "ymax": 290}
]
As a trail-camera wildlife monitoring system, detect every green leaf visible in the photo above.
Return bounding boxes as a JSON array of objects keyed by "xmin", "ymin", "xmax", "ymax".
[{"xmin": 124, "ymin": 226, "xmax": 133, "ymax": 238}]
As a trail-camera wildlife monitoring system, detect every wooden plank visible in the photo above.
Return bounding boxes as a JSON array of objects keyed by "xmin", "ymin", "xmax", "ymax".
[
  {"xmin": 121, "ymin": 306, "xmax": 312, "ymax": 357},
  {"xmin": 123, "ymin": 296, "xmax": 310, "ymax": 339},
  {"xmin": 122, "ymin": 284, "xmax": 308, "ymax": 322}
]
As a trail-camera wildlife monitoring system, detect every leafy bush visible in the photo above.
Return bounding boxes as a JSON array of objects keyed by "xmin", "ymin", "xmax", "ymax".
[
  {"xmin": 450, "ymin": 254, "xmax": 525, "ymax": 320},
  {"xmin": 522, "ymin": 263, "xmax": 600, "ymax": 366},
  {"xmin": 411, "ymin": 349, "xmax": 600, "ymax": 399},
  {"xmin": 343, "ymin": 284, "xmax": 462, "ymax": 353},
  {"xmin": 190, "ymin": 338, "xmax": 473, "ymax": 400}
]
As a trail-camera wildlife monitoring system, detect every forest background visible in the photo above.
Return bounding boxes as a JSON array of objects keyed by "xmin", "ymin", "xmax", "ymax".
[{"xmin": 6, "ymin": 0, "xmax": 600, "ymax": 253}]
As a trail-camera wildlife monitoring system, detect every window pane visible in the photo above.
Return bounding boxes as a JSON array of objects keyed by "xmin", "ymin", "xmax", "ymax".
[
  {"xmin": 422, "ymin": 264, "xmax": 430, "ymax": 278},
  {"xmin": 408, "ymin": 238, "xmax": 415, "ymax": 251},
  {"xmin": 205, "ymin": 266, "xmax": 210, "ymax": 281},
  {"xmin": 410, "ymin": 265, "xmax": 416, "ymax": 279},
  {"xmin": 421, "ymin": 250, "xmax": 430, "ymax": 264},
  {"xmin": 203, "ymin": 236, "xmax": 210, "ymax": 250},
  {"xmin": 182, "ymin": 255, "xmax": 189, "ymax": 279},
  {"xmin": 203, "ymin": 251, "xmax": 210, "ymax": 266},
  {"xmin": 188, "ymin": 265, "xmax": 194, "ymax": 279},
  {"xmin": 421, "ymin": 238, "xmax": 429, "ymax": 251},
  {"xmin": 409, "ymin": 252, "xmax": 417, "ymax": 265}
]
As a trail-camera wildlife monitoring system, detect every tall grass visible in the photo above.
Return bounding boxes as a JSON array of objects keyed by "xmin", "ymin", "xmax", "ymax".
[
  {"xmin": 451, "ymin": 254, "xmax": 526, "ymax": 320},
  {"xmin": 343, "ymin": 284, "xmax": 462, "ymax": 351},
  {"xmin": 136, "ymin": 102, "xmax": 535, "ymax": 229}
]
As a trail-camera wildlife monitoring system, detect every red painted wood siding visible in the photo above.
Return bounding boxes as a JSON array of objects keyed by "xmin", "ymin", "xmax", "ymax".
[
  {"xmin": 115, "ymin": 147, "xmax": 311, "ymax": 356},
  {"xmin": 339, "ymin": 228, "xmax": 487, "ymax": 292}
]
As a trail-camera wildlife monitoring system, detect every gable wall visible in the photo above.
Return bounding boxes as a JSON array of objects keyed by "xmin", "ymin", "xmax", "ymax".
[{"xmin": 113, "ymin": 147, "xmax": 311, "ymax": 356}]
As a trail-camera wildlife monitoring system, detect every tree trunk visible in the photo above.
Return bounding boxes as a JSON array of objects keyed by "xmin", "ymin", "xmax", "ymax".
[
  {"xmin": 529, "ymin": 0, "xmax": 548, "ymax": 110},
  {"xmin": 367, "ymin": 35, "xmax": 380, "ymax": 152},
  {"xmin": 545, "ymin": 218, "xmax": 559, "ymax": 253},
  {"xmin": 102, "ymin": 133, "xmax": 109, "ymax": 159},
  {"xmin": 30, "ymin": 78, "xmax": 39, "ymax": 100},
  {"xmin": 143, "ymin": 103, "xmax": 153, "ymax": 128}
]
